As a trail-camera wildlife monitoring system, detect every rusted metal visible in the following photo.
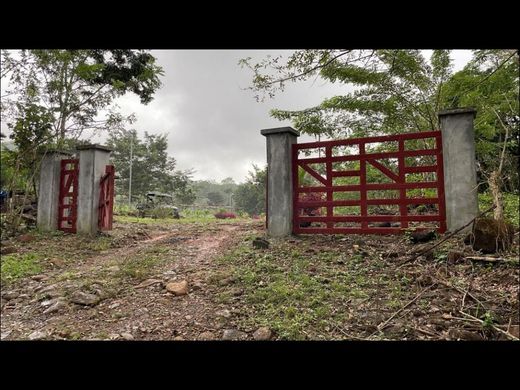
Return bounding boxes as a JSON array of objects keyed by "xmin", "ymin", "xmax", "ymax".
[
  {"xmin": 98, "ymin": 165, "xmax": 115, "ymax": 231},
  {"xmin": 58, "ymin": 159, "xmax": 79, "ymax": 233},
  {"xmin": 292, "ymin": 131, "xmax": 447, "ymax": 235}
]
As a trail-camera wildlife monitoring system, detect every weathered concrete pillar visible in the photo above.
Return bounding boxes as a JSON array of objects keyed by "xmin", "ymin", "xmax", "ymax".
[
  {"xmin": 76, "ymin": 144, "xmax": 112, "ymax": 235},
  {"xmin": 438, "ymin": 108, "xmax": 478, "ymax": 233},
  {"xmin": 37, "ymin": 151, "xmax": 73, "ymax": 232},
  {"xmin": 261, "ymin": 127, "xmax": 300, "ymax": 237}
]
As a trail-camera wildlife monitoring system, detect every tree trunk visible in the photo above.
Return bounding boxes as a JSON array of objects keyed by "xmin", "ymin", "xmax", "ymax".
[{"xmin": 488, "ymin": 170, "xmax": 503, "ymax": 221}]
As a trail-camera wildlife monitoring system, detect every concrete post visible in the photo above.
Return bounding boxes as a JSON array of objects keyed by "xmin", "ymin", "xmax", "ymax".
[
  {"xmin": 261, "ymin": 127, "xmax": 300, "ymax": 237},
  {"xmin": 76, "ymin": 144, "xmax": 112, "ymax": 235},
  {"xmin": 37, "ymin": 151, "xmax": 73, "ymax": 232},
  {"xmin": 438, "ymin": 108, "xmax": 478, "ymax": 233}
]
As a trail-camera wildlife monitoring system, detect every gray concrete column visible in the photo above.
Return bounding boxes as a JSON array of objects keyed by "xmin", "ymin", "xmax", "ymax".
[
  {"xmin": 438, "ymin": 108, "xmax": 478, "ymax": 232},
  {"xmin": 76, "ymin": 144, "xmax": 112, "ymax": 235},
  {"xmin": 261, "ymin": 127, "xmax": 300, "ymax": 237},
  {"xmin": 36, "ymin": 151, "xmax": 73, "ymax": 232}
]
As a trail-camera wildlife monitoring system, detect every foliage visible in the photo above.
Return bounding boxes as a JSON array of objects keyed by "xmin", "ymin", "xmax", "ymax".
[
  {"xmin": 240, "ymin": 50, "xmax": 455, "ymax": 138},
  {"xmin": 1, "ymin": 49, "xmax": 163, "ymax": 147},
  {"xmin": 234, "ymin": 164, "xmax": 267, "ymax": 216},
  {"xmin": 207, "ymin": 191, "xmax": 225, "ymax": 206},
  {"xmin": 241, "ymin": 49, "xmax": 519, "ymax": 193},
  {"xmin": 479, "ymin": 191, "xmax": 519, "ymax": 228},
  {"xmin": 106, "ymin": 128, "xmax": 195, "ymax": 203},
  {"xmin": 442, "ymin": 50, "xmax": 519, "ymax": 192},
  {"xmin": 1, "ymin": 253, "xmax": 42, "ymax": 284},
  {"xmin": 192, "ymin": 178, "xmax": 237, "ymax": 207}
]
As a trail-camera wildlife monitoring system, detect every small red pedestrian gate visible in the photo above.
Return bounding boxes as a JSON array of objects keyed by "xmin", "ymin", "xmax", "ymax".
[
  {"xmin": 292, "ymin": 131, "xmax": 446, "ymax": 235},
  {"xmin": 98, "ymin": 165, "xmax": 115, "ymax": 231},
  {"xmin": 58, "ymin": 159, "xmax": 79, "ymax": 233}
]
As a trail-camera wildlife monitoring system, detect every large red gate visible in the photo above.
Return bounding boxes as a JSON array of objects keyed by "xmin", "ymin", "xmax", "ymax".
[
  {"xmin": 58, "ymin": 159, "xmax": 79, "ymax": 233},
  {"xmin": 292, "ymin": 131, "xmax": 446, "ymax": 235},
  {"xmin": 98, "ymin": 165, "xmax": 115, "ymax": 231}
]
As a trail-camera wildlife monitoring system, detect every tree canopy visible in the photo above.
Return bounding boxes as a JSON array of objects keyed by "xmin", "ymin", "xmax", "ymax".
[
  {"xmin": 2, "ymin": 49, "xmax": 163, "ymax": 148},
  {"xmin": 240, "ymin": 49, "xmax": 519, "ymax": 191},
  {"xmin": 106, "ymin": 129, "xmax": 196, "ymax": 205}
]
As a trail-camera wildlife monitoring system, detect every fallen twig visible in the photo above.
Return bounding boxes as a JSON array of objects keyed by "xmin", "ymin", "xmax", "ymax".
[
  {"xmin": 465, "ymin": 256, "xmax": 513, "ymax": 263},
  {"xmin": 374, "ymin": 284, "xmax": 436, "ymax": 333},
  {"xmin": 459, "ymin": 311, "xmax": 519, "ymax": 341},
  {"xmin": 397, "ymin": 205, "xmax": 496, "ymax": 268}
]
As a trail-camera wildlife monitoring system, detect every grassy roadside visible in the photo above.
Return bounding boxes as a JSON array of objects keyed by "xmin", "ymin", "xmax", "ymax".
[{"xmin": 212, "ymin": 234, "xmax": 407, "ymax": 340}]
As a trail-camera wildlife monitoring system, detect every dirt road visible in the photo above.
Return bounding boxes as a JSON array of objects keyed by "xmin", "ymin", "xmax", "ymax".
[{"xmin": 1, "ymin": 220, "xmax": 262, "ymax": 340}]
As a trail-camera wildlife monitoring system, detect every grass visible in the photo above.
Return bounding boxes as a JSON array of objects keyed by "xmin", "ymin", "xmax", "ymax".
[
  {"xmin": 117, "ymin": 244, "xmax": 174, "ymax": 281},
  {"xmin": 1, "ymin": 253, "xmax": 42, "ymax": 284},
  {"xmin": 212, "ymin": 236, "xmax": 386, "ymax": 340},
  {"xmin": 114, "ymin": 210, "xmax": 255, "ymax": 226}
]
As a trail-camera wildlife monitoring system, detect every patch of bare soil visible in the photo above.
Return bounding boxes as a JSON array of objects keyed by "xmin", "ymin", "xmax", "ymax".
[{"xmin": 0, "ymin": 221, "xmax": 259, "ymax": 340}]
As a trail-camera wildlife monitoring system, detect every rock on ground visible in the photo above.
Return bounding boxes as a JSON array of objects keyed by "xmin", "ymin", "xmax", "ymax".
[
  {"xmin": 253, "ymin": 327, "xmax": 272, "ymax": 341},
  {"xmin": 198, "ymin": 331, "xmax": 217, "ymax": 340},
  {"xmin": 166, "ymin": 280, "xmax": 189, "ymax": 295},
  {"xmin": 222, "ymin": 329, "xmax": 248, "ymax": 341},
  {"xmin": 43, "ymin": 300, "xmax": 67, "ymax": 315},
  {"xmin": 69, "ymin": 291, "xmax": 100, "ymax": 306}
]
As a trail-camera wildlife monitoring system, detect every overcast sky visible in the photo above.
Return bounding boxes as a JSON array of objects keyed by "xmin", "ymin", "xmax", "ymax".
[{"xmin": 1, "ymin": 50, "xmax": 474, "ymax": 183}]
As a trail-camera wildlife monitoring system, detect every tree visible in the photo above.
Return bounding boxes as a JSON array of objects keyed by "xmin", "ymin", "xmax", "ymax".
[
  {"xmin": 234, "ymin": 165, "xmax": 266, "ymax": 216},
  {"xmin": 2, "ymin": 49, "xmax": 163, "ymax": 148},
  {"xmin": 207, "ymin": 191, "xmax": 225, "ymax": 206},
  {"xmin": 106, "ymin": 129, "xmax": 195, "ymax": 203},
  {"xmin": 442, "ymin": 50, "xmax": 519, "ymax": 195},
  {"xmin": 240, "ymin": 50, "xmax": 455, "ymax": 139},
  {"xmin": 241, "ymin": 49, "xmax": 519, "ymax": 193}
]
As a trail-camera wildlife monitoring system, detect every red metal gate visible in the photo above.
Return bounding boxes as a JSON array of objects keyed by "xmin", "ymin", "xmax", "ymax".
[
  {"xmin": 292, "ymin": 131, "xmax": 446, "ymax": 235},
  {"xmin": 98, "ymin": 165, "xmax": 115, "ymax": 231},
  {"xmin": 58, "ymin": 159, "xmax": 79, "ymax": 233}
]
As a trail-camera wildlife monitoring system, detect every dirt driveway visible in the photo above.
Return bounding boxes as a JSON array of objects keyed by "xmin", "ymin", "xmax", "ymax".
[
  {"xmin": 1, "ymin": 219, "xmax": 263, "ymax": 340},
  {"xmin": 1, "ymin": 217, "xmax": 518, "ymax": 341}
]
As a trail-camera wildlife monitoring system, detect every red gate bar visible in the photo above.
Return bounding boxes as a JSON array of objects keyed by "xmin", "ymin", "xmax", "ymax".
[
  {"xmin": 292, "ymin": 130, "xmax": 446, "ymax": 235},
  {"xmin": 98, "ymin": 165, "xmax": 115, "ymax": 231},
  {"xmin": 58, "ymin": 159, "xmax": 79, "ymax": 233}
]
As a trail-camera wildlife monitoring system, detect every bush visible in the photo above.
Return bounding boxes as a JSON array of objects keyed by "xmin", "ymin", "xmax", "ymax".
[{"xmin": 214, "ymin": 211, "xmax": 236, "ymax": 219}]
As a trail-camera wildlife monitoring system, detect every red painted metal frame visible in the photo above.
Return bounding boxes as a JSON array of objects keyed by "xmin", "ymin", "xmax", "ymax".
[
  {"xmin": 98, "ymin": 165, "xmax": 115, "ymax": 231},
  {"xmin": 292, "ymin": 131, "xmax": 447, "ymax": 235},
  {"xmin": 58, "ymin": 159, "xmax": 79, "ymax": 233}
]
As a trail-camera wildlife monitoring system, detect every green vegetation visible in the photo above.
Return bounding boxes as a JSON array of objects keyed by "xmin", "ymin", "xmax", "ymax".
[
  {"xmin": 118, "ymin": 253, "xmax": 163, "ymax": 280},
  {"xmin": 1, "ymin": 253, "xmax": 42, "ymax": 283},
  {"xmin": 242, "ymin": 49, "xmax": 519, "ymax": 210},
  {"xmin": 479, "ymin": 192, "xmax": 519, "ymax": 227},
  {"xmin": 107, "ymin": 129, "xmax": 196, "ymax": 205},
  {"xmin": 233, "ymin": 165, "xmax": 266, "ymax": 216},
  {"xmin": 214, "ymin": 236, "xmax": 382, "ymax": 340}
]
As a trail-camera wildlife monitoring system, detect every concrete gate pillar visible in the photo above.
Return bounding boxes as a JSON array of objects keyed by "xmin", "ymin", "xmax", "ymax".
[
  {"xmin": 76, "ymin": 144, "xmax": 112, "ymax": 236},
  {"xmin": 261, "ymin": 127, "xmax": 300, "ymax": 237},
  {"xmin": 438, "ymin": 108, "xmax": 479, "ymax": 233},
  {"xmin": 37, "ymin": 150, "xmax": 74, "ymax": 232}
]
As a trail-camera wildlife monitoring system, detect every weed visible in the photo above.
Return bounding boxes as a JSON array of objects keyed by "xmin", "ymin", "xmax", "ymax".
[{"xmin": 1, "ymin": 253, "xmax": 42, "ymax": 283}]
